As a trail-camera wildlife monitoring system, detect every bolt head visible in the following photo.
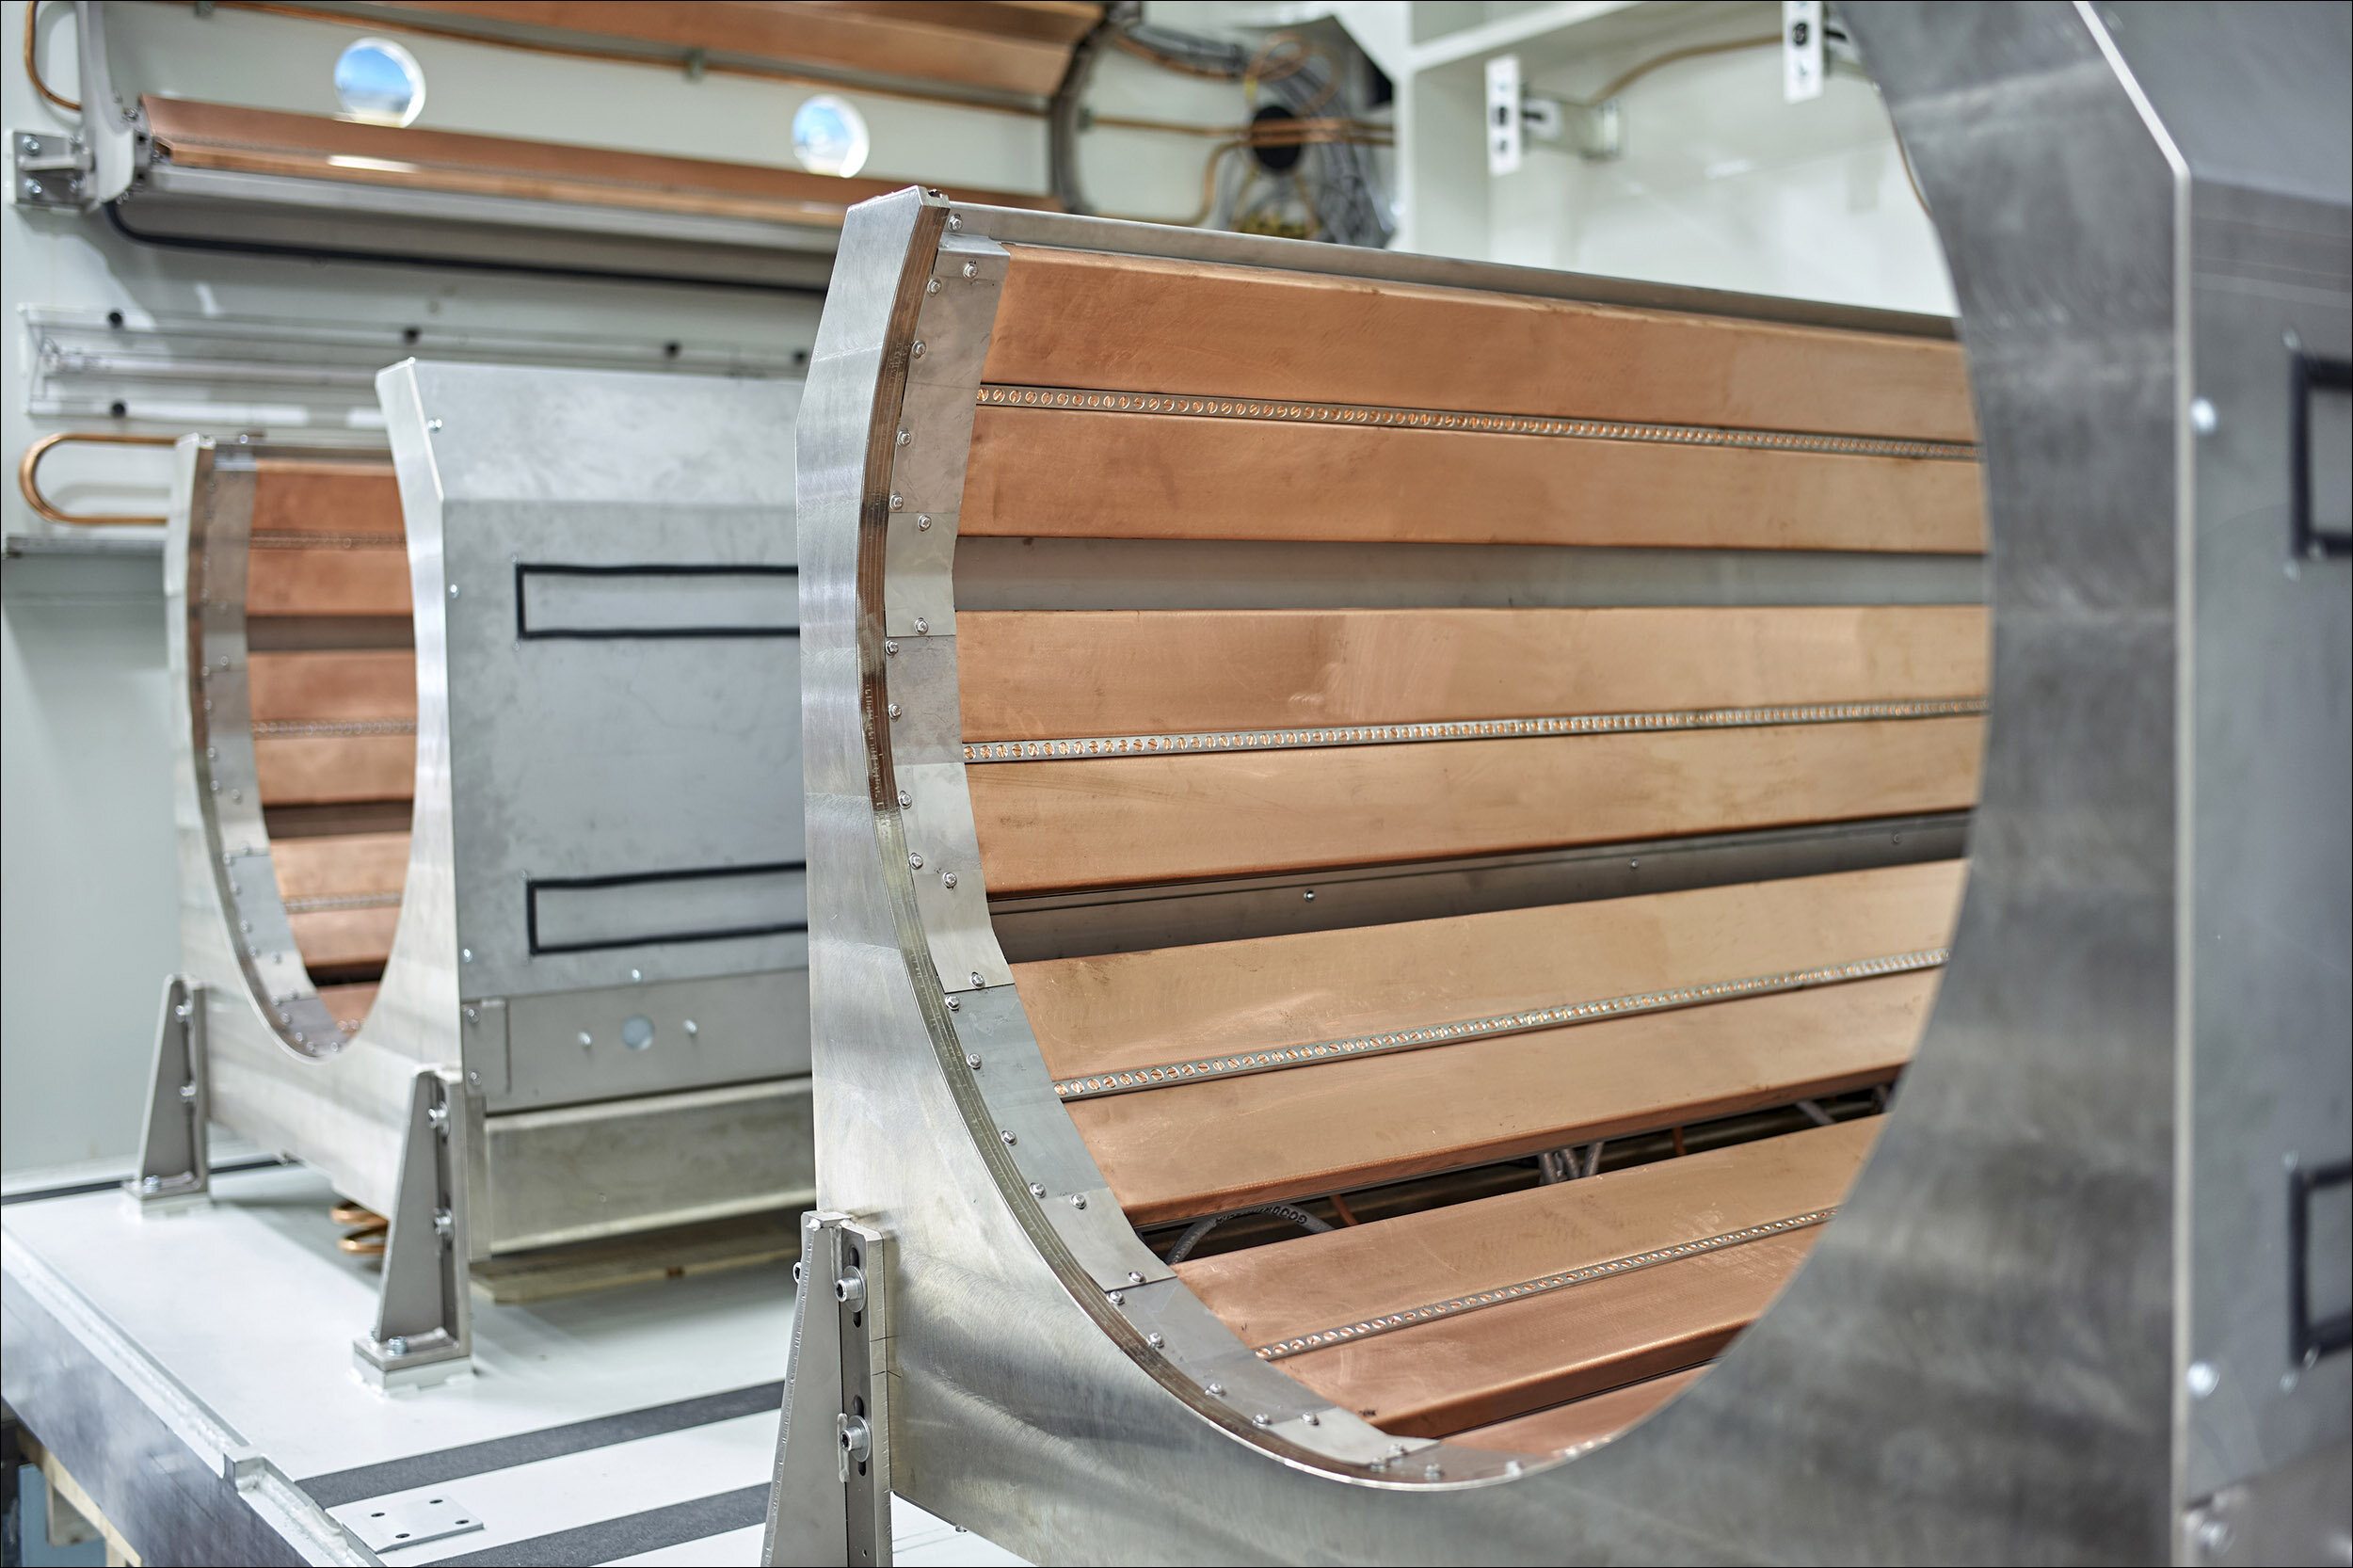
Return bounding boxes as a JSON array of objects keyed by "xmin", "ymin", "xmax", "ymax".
[
  {"xmin": 909, "ymin": 852, "xmax": 925, "ymax": 869},
  {"xmin": 1424, "ymin": 1464, "xmax": 1443, "ymax": 1480},
  {"xmin": 926, "ymin": 279, "xmax": 940, "ymax": 295},
  {"xmin": 969, "ymin": 970, "xmax": 985, "ymax": 987},
  {"xmin": 140, "ymin": 1175, "xmax": 161, "ymax": 1192},
  {"xmin": 888, "ymin": 492, "xmax": 904, "ymax": 510},
  {"xmin": 910, "ymin": 341, "xmax": 925, "ymax": 358},
  {"xmin": 1205, "ymin": 1382, "xmax": 1225, "ymax": 1396},
  {"xmin": 916, "ymin": 514, "xmax": 932, "ymax": 530},
  {"xmin": 1303, "ymin": 1412, "xmax": 1320, "ymax": 1426},
  {"xmin": 1127, "ymin": 1271, "xmax": 1144, "ymax": 1285},
  {"xmin": 461, "ymin": 948, "xmax": 472, "ymax": 962},
  {"xmin": 1108, "ymin": 1290, "xmax": 1124, "ymax": 1305},
  {"xmin": 1068, "ymin": 1192, "xmax": 1087, "ymax": 1209},
  {"xmin": 888, "ymin": 702, "xmax": 902, "ymax": 719},
  {"xmin": 1251, "ymin": 1413, "xmax": 1271, "ymax": 1426},
  {"xmin": 965, "ymin": 1052, "xmax": 982, "ymax": 1068},
  {"xmin": 945, "ymin": 996, "xmax": 959, "ymax": 1011},
  {"xmin": 1028, "ymin": 1182, "xmax": 1045, "ymax": 1197},
  {"xmin": 913, "ymin": 616, "xmax": 929, "ymax": 634},
  {"xmin": 1145, "ymin": 1332, "xmax": 1163, "ymax": 1349},
  {"xmin": 448, "ymin": 583, "xmax": 460, "ymax": 598},
  {"xmin": 896, "ymin": 429, "xmax": 911, "ymax": 446},
  {"xmin": 942, "ymin": 872, "xmax": 958, "ymax": 888},
  {"xmin": 897, "ymin": 789, "xmax": 912, "ymax": 807},
  {"xmin": 2189, "ymin": 397, "xmax": 2218, "ymax": 435},
  {"xmin": 2187, "ymin": 1360, "xmax": 2219, "ymax": 1398},
  {"xmin": 1000, "ymin": 1129, "xmax": 1016, "ymax": 1144},
  {"xmin": 386, "ymin": 1336, "xmax": 409, "ymax": 1357},
  {"xmin": 946, "ymin": 214, "xmax": 962, "ymax": 231},
  {"xmin": 884, "ymin": 639, "xmax": 899, "ymax": 654},
  {"xmin": 962, "ymin": 261, "xmax": 978, "ymax": 279}
]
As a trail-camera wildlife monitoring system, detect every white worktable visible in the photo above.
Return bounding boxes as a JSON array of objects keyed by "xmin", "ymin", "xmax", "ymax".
[{"xmin": 0, "ymin": 1160, "xmax": 1023, "ymax": 1567}]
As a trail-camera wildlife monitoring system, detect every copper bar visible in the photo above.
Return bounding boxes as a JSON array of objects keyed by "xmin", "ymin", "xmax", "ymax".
[
  {"xmin": 248, "ymin": 650, "xmax": 416, "ymax": 724},
  {"xmin": 271, "ymin": 833, "xmax": 411, "ymax": 900},
  {"xmin": 253, "ymin": 736, "xmax": 416, "ymax": 805},
  {"xmin": 1449, "ymin": 1367, "xmax": 1708, "ymax": 1456},
  {"xmin": 957, "ymin": 606, "xmax": 1988, "ymax": 743}
]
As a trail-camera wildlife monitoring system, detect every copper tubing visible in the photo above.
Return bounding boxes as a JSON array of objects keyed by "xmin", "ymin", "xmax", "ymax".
[
  {"xmin": 22, "ymin": 1, "xmax": 77, "ymax": 112},
  {"xmin": 17, "ymin": 431, "xmax": 177, "ymax": 526}
]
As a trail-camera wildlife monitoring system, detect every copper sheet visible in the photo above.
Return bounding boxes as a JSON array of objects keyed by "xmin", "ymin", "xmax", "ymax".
[
  {"xmin": 315, "ymin": 981, "xmax": 381, "ymax": 1032},
  {"xmin": 253, "ymin": 736, "xmax": 416, "ymax": 805},
  {"xmin": 984, "ymin": 249, "xmax": 1976, "ymax": 442},
  {"xmin": 1449, "ymin": 1367, "xmax": 1708, "ymax": 1456},
  {"xmin": 958, "ymin": 607, "xmax": 1988, "ymax": 744},
  {"xmin": 250, "ymin": 459, "xmax": 403, "ymax": 536},
  {"xmin": 1018, "ymin": 861, "xmax": 1966, "ymax": 1082},
  {"xmin": 1071, "ymin": 971, "xmax": 1932, "ymax": 1224},
  {"xmin": 271, "ymin": 832, "xmax": 411, "ymax": 900},
  {"xmin": 287, "ymin": 906, "xmax": 399, "ymax": 968},
  {"xmin": 1277, "ymin": 1228, "xmax": 1819, "ymax": 1437},
  {"xmin": 968, "ymin": 716, "xmax": 1984, "ymax": 893},
  {"xmin": 960, "ymin": 406, "xmax": 1985, "ymax": 549},
  {"xmin": 247, "ymin": 548, "xmax": 411, "ymax": 618},
  {"xmin": 1175, "ymin": 1120, "xmax": 1875, "ymax": 1350},
  {"xmin": 145, "ymin": 97, "xmax": 1057, "ymax": 225},
  {"xmin": 248, "ymin": 650, "xmax": 416, "ymax": 724}
]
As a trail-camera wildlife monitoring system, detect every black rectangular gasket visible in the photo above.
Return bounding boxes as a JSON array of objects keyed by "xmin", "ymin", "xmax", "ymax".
[
  {"xmin": 525, "ymin": 859, "xmax": 808, "ymax": 955},
  {"xmin": 2291, "ymin": 1157, "xmax": 2352, "ymax": 1365},
  {"xmin": 2289, "ymin": 349, "xmax": 2352, "ymax": 561},
  {"xmin": 513, "ymin": 562, "xmax": 801, "ymax": 641}
]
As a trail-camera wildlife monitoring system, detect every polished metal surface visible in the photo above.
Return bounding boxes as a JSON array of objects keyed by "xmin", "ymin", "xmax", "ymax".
[{"xmin": 777, "ymin": 6, "xmax": 2349, "ymax": 1556}]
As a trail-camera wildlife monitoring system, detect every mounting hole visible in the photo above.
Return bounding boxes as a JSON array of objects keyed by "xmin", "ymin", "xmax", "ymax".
[
  {"xmin": 621, "ymin": 1014, "xmax": 656, "ymax": 1051},
  {"xmin": 792, "ymin": 94, "xmax": 870, "ymax": 178}
]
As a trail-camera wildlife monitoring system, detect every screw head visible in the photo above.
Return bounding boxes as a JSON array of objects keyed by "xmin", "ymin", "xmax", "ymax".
[
  {"xmin": 969, "ymin": 970, "xmax": 985, "ymax": 987},
  {"xmin": 425, "ymin": 418, "xmax": 442, "ymax": 432},
  {"xmin": 2189, "ymin": 397, "xmax": 2218, "ymax": 435},
  {"xmin": 630, "ymin": 968, "xmax": 641, "ymax": 983},
  {"xmin": 1424, "ymin": 1464, "xmax": 1443, "ymax": 1480},
  {"xmin": 910, "ymin": 341, "xmax": 925, "ymax": 359},
  {"xmin": 962, "ymin": 261, "xmax": 978, "ymax": 279},
  {"xmin": 1251, "ymin": 1413, "xmax": 1271, "ymax": 1427},
  {"xmin": 942, "ymin": 872, "xmax": 958, "ymax": 888},
  {"xmin": 909, "ymin": 852, "xmax": 924, "ymax": 869},
  {"xmin": 578, "ymin": 1032, "xmax": 593, "ymax": 1046},
  {"xmin": 1145, "ymin": 1332, "xmax": 1163, "ymax": 1349},
  {"xmin": 965, "ymin": 1053, "xmax": 982, "ymax": 1068},
  {"xmin": 461, "ymin": 948, "xmax": 472, "ymax": 962},
  {"xmin": 888, "ymin": 491, "xmax": 904, "ymax": 509},
  {"xmin": 897, "ymin": 789, "xmax": 911, "ymax": 807},
  {"xmin": 2187, "ymin": 1361, "xmax": 2219, "ymax": 1398},
  {"xmin": 682, "ymin": 1019, "xmax": 697, "ymax": 1035},
  {"xmin": 1068, "ymin": 1192, "xmax": 1087, "ymax": 1209},
  {"xmin": 1303, "ymin": 1412, "xmax": 1321, "ymax": 1426},
  {"xmin": 945, "ymin": 996, "xmax": 959, "ymax": 1011},
  {"xmin": 925, "ymin": 279, "xmax": 941, "ymax": 295},
  {"xmin": 1000, "ymin": 1129, "xmax": 1016, "ymax": 1144},
  {"xmin": 448, "ymin": 583, "xmax": 459, "ymax": 598},
  {"xmin": 1127, "ymin": 1271, "xmax": 1144, "ymax": 1285},
  {"xmin": 1028, "ymin": 1183, "xmax": 1045, "ymax": 1197},
  {"xmin": 896, "ymin": 429, "xmax": 911, "ymax": 446},
  {"xmin": 888, "ymin": 702, "xmax": 903, "ymax": 719},
  {"xmin": 914, "ymin": 616, "xmax": 929, "ymax": 634},
  {"xmin": 1205, "ymin": 1382, "xmax": 1225, "ymax": 1397},
  {"xmin": 946, "ymin": 214, "xmax": 962, "ymax": 231},
  {"xmin": 884, "ymin": 638, "xmax": 899, "ymax": 654},
  {"xmin": 916, "ymin": 515, "xmax": 932, "ymax": 530},
  {"xmin": 1108, "ymin": 1290, "xmax": 1124, "ymax": 1305}
]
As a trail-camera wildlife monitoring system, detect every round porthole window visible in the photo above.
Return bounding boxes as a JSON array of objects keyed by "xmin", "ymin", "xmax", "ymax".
[
  {"xmin": 792, "ymin": 94, "xmax": 871, "ymax": 179},
  {"xmin": 334, "ymin": 38, "xmax": 426, "ymax": 128}
]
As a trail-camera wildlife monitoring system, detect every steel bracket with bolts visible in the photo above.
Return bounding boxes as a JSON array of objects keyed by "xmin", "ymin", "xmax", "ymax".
[
  {"xmin": 762, "ymin": 1212, "xmax": 892, "ymax": 1566},
  {"xmin": 350, "ymin": 1068, "xmax": 473, "ymax": 1389},
  {"xmin": 126, "ymin": 975, "xmax": 212, "ymax": 1212}
]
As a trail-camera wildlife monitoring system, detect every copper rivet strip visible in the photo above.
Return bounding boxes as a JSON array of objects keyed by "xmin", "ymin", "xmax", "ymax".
[
  {"xmin": 1254, "ymin": 1208, "xmax": 1841, "ymax": 1361},
  {"xmin": 1051, "ymin": 949, "xmax": 1948, "ymax": 1101},
  {"xmin": 248, "ymin": 531, "xmax": 407, "ymax": 551},
  {"xmin": 967, "ymin": 698, "xmax": 1986, "ymax": 764},
  {"xmin": 976, "ymin": 384, "xmax": 1979, "ymax": 462},
  {"xmin": 252, "ymin": 718, "xmax": 417, "ymax": 738},
  {"xmin": 283, "ymin": 891, "xmax": 403, "ymax": 914}
]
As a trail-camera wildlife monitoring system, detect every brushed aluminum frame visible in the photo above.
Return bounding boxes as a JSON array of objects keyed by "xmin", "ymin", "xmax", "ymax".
[
  {"xmin": 164, "ymin": 366, "xmax": 821, "ymax": 1356},
  {"xmin": 777, "ymin": 5, "xmax": 2348, "ymax": 1559}
]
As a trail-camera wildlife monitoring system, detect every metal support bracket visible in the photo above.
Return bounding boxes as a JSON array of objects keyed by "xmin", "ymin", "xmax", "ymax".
[
  {"xmin": 352, "ymin": 1069, "xmax": 473, "ymax": 1389},
  {"xmin": 126, "ymin": 976, "xmax": 211, "ymax": 1212},
  {"xmin": 10, "ymin": 130, "xmax": 90, "ymax": 207},
  {"xmin": 762, "ymin": 1212, "xmax": 892, "ymax": 1567}
]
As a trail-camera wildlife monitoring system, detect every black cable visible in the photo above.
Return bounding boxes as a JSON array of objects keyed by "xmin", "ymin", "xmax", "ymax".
[
  {"xmin": 104, "ymin": 200, "xmax": 826, "ymax": 297},
  {"xmin": 1163, "ymin": 1201, "xmax": 1334, "ymax": 1263}
]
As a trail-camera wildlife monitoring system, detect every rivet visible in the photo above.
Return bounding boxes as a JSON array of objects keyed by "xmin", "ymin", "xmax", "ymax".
[
  {"xmin": 1000, "ymin": 1129, "xmax": 1016, "ymax": 1144},
  {"xmin": 630, "ymin": 968, "xmax": 641, "ymax": 982},
  {"xmin": 683, "ymin": 1019, "xmax": 697, "ymax": 1035},
  {"xmin": 1302, "ymin": 889, "xmax": 1315, "ymax": 902},
  {"xmin": 578, "ymin": 1032, "xmax": 592, "ymax": 1046},
  {"xmin": 916, "ymin": 515, "xmax": 932, "ymax": 530}
]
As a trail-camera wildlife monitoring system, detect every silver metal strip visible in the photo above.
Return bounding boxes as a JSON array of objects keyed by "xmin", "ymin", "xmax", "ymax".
[
  {"xmin": 1051, "ymin": 948, "xmax": 1949, "ymax": 1101},
  {"xmin": 252, "ymin": 719, "xmax": 417, "ymax": 738},
  {"xmin": 966, "ymin": 698, "xmax": 1988, "ymax": 764},
  {"xmin": 285, "ymin": 892, "xmax": 403, "ymax": 914},
  {"xmin": 1253, "ymin": 1208, "xmax": 1842, "ymax": 1362},
  {"xmin": 248, "ymin": 531, "xmax": 406, "ymax": 551},
  {"xmin": 976, "ymin": 384, "xmax": 1980, "ymax": 461}
]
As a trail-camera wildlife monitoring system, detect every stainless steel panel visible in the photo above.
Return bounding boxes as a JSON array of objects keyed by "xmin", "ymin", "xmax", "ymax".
[
  {"xmin": 498, "ymin": 969, "xmax": 812, "ymax": 1112},
  {"xmin": 482, "ymin": 1079, "xmax": 816, "ymax": 1253}
]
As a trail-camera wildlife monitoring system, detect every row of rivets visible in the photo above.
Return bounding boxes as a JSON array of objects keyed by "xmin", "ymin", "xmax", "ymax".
[
  {"xmin": 1051, "ymin": 950, "xmax": 1949, "ymax": 1100},
  {"xmin": 975, "ymin": 385, "xmax": 1979, "ymax": 462},
  {"xmin": 965, "ymin": 699, "xmax": 1987, "ymax": 763},
  {"xmin": 1256, "ymin": 1208, "xmax": 1841, "ymax": 1361}
]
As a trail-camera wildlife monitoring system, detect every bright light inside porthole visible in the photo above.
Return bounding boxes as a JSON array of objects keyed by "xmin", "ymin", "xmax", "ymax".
[
  {"xmin": 792, "ymin": 95, "xmax": 871, "ymax": 179},
  {"xmin": 334, "ymin": 38, "xmax": 426, "ymax": 128}
]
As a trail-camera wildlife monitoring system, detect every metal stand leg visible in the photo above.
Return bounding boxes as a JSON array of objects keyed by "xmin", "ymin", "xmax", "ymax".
[
  {"xmin": 352, "ymin": 1069, "xmax": 472, "ymax": 1390},
  {"xmin": 762, "ymin": 1212, "xmax": 892, "ymax": 1567},
  {"xmin": 125, "ymin": 976, "xmax": 210, "ymax": 1212}
]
